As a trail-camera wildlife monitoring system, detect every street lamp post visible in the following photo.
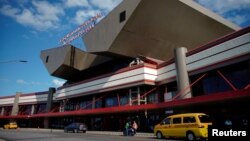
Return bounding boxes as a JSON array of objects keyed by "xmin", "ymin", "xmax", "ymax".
[
  {"xmin": 18, "ymin": 60, "xmax": 28, "ymax": 63},
  {"xmin": 0, "ymin": 60, "xmax": 28, "ymax": 63}
]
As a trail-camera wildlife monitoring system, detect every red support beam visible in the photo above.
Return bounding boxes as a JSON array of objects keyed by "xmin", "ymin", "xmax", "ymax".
[
  {"xmin": 129, "ymin": 87, "xmax": 158, "ymax": 105},
  {"xmin": 79, "ymin": 93, "xmax": 109, "ymax": 110},
  {"xmin": 173, "ymin": 73, "xmax": 207, "ymax": 100},
  {"xmin": 217, "ymin": 70, "xmax": 237, "ymax": 91},
  {"xmin": 244, "ymin": 83, "xmax": 250, "ymax": 89},
  {"xmin": 17, "ymin": 105, "xmax": 26, "ymax": 115},
  {"xmin": 117, "ymin": 93, "xmax": 120, "ymax": 106},
  {"xmin": 49, "ymin": 105, "xmax": 59, "ymax": 113}
]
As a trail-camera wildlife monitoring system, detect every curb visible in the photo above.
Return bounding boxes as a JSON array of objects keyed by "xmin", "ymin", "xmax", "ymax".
[
  {"xmin": 87, "ymin": 131, "xmax": 155, "ymax": 137},
  {"xmin": 9, "ymin": 128, "xmax": 155, "ymax": 138}
]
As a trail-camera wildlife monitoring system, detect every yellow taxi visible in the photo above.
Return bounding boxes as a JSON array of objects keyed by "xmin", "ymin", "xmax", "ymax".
[
  {"xmin": 3, "ymin": 122, "xmax": 18, "ymax": 129},
  {"xmin": 154, "ymin": 113, "xmax": 212, "ymax": 141}
]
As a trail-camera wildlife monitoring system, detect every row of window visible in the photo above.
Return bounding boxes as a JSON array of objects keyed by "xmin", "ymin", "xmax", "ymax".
[
  {"xmin": 162, "ymin": 116, "xmax": 196, "ymax": 124},
  {"xmin": 161, "ymin": 115, "xmax": 211, "ymax": 125},
  {"xmin": 59, "ymin": 86, "xmax": 160, "ymax": 111}
]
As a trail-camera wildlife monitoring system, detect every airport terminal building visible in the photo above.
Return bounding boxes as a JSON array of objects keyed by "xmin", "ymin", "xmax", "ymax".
[{"xmin": 0, "ymin": 0, "xmax": 249, "ymax": 131}]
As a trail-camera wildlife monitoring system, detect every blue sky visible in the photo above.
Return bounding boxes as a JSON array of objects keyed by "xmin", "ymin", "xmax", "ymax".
[{"xmin": 0, "ymin": 0, "xmax": 249, "ymax": 97}]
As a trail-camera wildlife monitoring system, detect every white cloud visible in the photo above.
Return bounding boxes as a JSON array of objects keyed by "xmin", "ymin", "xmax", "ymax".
[
  {"xmin": 89, "ymin": 0, "xmax": 122, "ymax": 11},
  {"xmin": 52, "ymin": 79, "xmax": 65, "ymax": 87},
  {"xmin": 0, "ymin": 0, "xmax": 123, "ymax": 31},
  {"xmin": 195, "ymin": 0, "xmax": 250, "ymax": 26},
  {"xmin": 72, "ymin": 0, "xmax": 122, "ymax": 25},
  {"xmin": 0, "ymin": 5, "xmax": 20, "ymax": 18},
  {"xmin": 196, "ymin": 0, "xmax": 250, "ymax": 14},
  {"xmin": 15, "ymin": 9, "xmax": 50, "ymax": 30},
  {"xmin": 32, "ymin": 1, "xmax": 64, "ymax": 22},
  {"xmin": 0, "ymin": 1, "xmax": 64, "ymax": 31},
  {"xmin": 16, "ymin": 79, "xmax": 28, "ymax": 85},
  {"xmin": 30, "ymin": 81, "xmax": 41, "ymax": 85},
  {"xmin": 16, "ymin": 80, "xmax": 41, "ymax": 85},
  {"xmin": 64, "ymin": 0, "xmax": 89, "ymax": 8},
  {"xmin": 227, "ymin": 15, "xmax": 247, "ymax": 25},
  {"xmin": 74, "ymin": 10, "xmax": 101, "ymax": 24}
]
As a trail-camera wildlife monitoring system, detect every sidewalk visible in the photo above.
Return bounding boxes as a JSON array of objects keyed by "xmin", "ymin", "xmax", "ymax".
[{"xmin": 16, "ymin": 128, "xmax": 155, "ymax": 138}]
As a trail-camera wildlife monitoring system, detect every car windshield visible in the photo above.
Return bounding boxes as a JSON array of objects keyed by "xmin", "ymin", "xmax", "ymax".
[
  {"xmin": 69, "ymin": 123, "xmax": 77, "ymax": 127},
  {"xmin": 199, "ymin": 115, "xmax": 211, "ymax": 123}
]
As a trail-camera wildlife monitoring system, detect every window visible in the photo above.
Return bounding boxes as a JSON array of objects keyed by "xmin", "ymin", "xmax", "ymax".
[
  {"xmin": 120, "ymin": 95, "xmax": 128, "ymax": 105},
  {"xmin": 173, "ymin": 118, "xmax": 181, "ymax": 124},
  {"xmin": 36, "ymin": 104, "xmax": 46, "ymax": 113},
  {"xmin": 105, "ymin": 97, "xmax": 118, "ymax": 107},
  {"xmin": 23, "ymin": 105, "xmax": 32, "ymax": 115},
  {"xmin": 119, "ymin": 11, "xmax": 126, "ymax": 23},
  {"xmin": 46, "ymin": 56, "xmax": 49, "ymax": 63},
  {"xmin": 199, "ymin": 115, "xmax": 211, "ymax": 123},
  {"xmin": 80, "ymin": 101, "xmax": 92, "ymax": 109},
  {"xmin": 95, "ymin": 101, "xmax": 102, "ymax": 108},
  {"xmin": 161, "ymin": 118, "xmax": 170, "ymax": 125},
  {"xmin": 183, "ymin": 117, "xmax": 196, "ymax": 123},
  {"xmin": 147, "ymin": 93, "xmax": 159, "ymax": 103}
]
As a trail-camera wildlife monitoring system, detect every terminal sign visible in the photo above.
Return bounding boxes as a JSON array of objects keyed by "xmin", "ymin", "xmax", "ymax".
[{"xmin": 59, "ymin": 13, "xmax": 103, "ymax": 45}]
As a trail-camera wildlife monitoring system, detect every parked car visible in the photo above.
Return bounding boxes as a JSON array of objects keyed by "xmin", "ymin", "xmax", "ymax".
[
  {"xmin": 154, "ymin": 113, "xmax": 212, "ymax": 141},
  {"xmin": 3, "ymin": 122, "xmax": 18, "ymax": 129},
  {"xmin": 64, "ymin": 122, "xmax": 87, "ymax": 133}
]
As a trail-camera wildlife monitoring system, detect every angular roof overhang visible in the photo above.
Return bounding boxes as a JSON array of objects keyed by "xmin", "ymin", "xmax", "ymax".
[
  {"xmin": 40, "ymin": 45, "xmax": 111, "ymax": 80},
  {"xmin": 83, "ymin": 0, "xmax": 240, "ymax": 60}
]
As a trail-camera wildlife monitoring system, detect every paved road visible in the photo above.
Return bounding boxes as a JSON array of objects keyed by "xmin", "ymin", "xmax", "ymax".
[{"xmin": 0, "ymin": 129, "xmax": 182, "ymax": 141}]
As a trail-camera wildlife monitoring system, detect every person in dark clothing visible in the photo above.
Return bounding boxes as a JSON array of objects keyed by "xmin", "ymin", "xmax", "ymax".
[
  {"xmin": 131, "ymin": 120, "xmax": 138, "ymax": 135},
  {"xmin": 124, "ymin": 121, "xmax": 130, "ymax": 136}
]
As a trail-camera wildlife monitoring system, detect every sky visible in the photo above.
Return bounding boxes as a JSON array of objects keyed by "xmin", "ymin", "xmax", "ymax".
[{"xmin": 0, "ymin": 0, "xmax": 249, "ymax": 97}]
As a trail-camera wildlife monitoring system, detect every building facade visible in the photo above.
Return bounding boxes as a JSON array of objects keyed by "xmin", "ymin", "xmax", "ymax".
[{"xmin": 0, "ymin": 0, "xmax": 249, "ymax": 132}]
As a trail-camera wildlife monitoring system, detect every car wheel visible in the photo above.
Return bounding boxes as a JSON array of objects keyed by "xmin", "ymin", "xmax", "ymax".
[
  {"xmin": 82, "ymin": 130, "xmax": 86, "ymax": 133},
  {"xmin": 156, "ymin": 131, "xmax": 163, "ymax": 139},
  {"xmin": 186, "ymin": 131, "xmax": 196, "ymax": 141}
]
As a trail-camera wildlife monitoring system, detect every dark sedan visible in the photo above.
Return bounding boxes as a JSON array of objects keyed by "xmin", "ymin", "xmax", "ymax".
[{"xmin": 64, "ymin": 122, "xmax": 87, "ymax": 133}]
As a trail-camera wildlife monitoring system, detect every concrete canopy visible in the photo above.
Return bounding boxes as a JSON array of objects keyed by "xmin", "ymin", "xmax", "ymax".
[
  {"xmin": 83, "ymin": 0, "xmax": 240, "ymax": 60},
  {"xmin": 40, "ymin": 45, "xmax": 111, "ymax": 80}
]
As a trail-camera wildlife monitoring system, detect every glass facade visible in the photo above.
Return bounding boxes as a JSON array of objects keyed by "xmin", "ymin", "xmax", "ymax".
[
  {"xmin": 80, "ymin": 101, "xmax": 92, "ymax": 109},
  {"xmin": 18, "ymin": 105, "xmax": 32, "ymax": 115},
  {"xmin": 105, "ymin": 97, "xmax": 118, "ymax": 107},
  {"xmin": 119, "ymin": 95, "xmax": 128, "ymax": 106},
  {"xmin": 35, "ymin": 104, "xmax": 46, "ymax": 114},
  {"xmin": 192, "ymin": 60, "xmax": 250, "ymax": 95},
  {"xmin": 147, "ymin": 92, "xmax": 159, "ymax": 104},
  {"xmin": 95, "ymin": 100, "xmax": 102, "ymax": 108},
  {"xmin": 3, "ymin": 106, "xmax": 12, "ymax": 116}
]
